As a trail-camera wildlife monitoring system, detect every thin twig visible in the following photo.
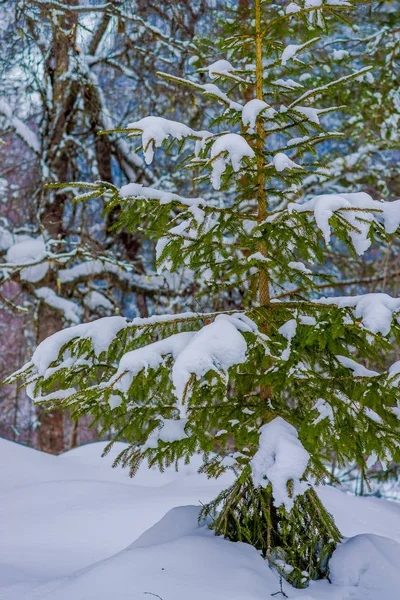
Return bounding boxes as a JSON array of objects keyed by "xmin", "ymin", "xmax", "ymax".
[{"xmin": 144, "ymin": 592, "xmax": 164, "ymax": 600}]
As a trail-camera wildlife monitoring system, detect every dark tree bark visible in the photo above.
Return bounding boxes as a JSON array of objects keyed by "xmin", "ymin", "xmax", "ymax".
[{"xmin": 35, "ymin": 0, "xmax": 80, "ymax": 454}]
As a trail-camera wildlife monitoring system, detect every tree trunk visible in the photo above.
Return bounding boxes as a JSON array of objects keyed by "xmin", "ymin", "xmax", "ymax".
[
  {"xmin": 34, "ymin": 0, "xmax": 79, "ymax": 455},
  {"xmin": 35, "ymin": 293, "xmax": 65, "ymax": 454}
]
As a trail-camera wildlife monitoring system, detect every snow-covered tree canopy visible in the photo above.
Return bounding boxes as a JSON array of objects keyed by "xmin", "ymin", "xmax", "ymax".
[
  {"xmin": 7, "ymin": 0, "xmax": 400, "ymax": 587},
  {"xmin": 0, "ymin": 0, "xmax": 213, "ymax": 322}
]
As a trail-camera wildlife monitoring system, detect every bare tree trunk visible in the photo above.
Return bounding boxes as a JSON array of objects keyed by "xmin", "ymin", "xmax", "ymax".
[
  {"xmin": 35, "ymin": 298, "xmax": 66, "ymax": 453},
  {"xmin": 34, "ymin": 0, "xmax": 79, "ymax": 455},
  {"xmin": 69, "ymin": 418, "xmax": 79, "ymax": 449},
  {"xmin": 35, "ymin": 406, "xmax": 65, "ymax": 454}
]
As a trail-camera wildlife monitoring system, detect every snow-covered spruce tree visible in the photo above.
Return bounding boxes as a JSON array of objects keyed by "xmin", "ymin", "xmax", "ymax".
[{"xmin": 9, "ymin": 0, "xmax": 400, "ymax": 587}]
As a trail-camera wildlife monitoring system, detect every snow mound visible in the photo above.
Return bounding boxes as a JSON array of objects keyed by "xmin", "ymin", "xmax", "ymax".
[
  {"xmin": 2, "ymin": 440, "xmax": 400, "ymax": 600},
  {"xmin": 129, "ymin": 505, "xmax": 203, "ymax": 548},
  {"xmin": 329, "ymin": 534, "xmax": 400, "ymax": 600},
  {"xmin": 0, "ymin": 440, "xmax": 233, "ymax": 586},
  {"xmin": 33, "ymin": 506, "xmax": 279, "ymax": 600}
]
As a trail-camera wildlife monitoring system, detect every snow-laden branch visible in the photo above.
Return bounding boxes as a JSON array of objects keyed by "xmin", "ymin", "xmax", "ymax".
[
  {"xmin": 288, "ymin": 66, "xmax": 374, "ymax": 109},
  {"xmin": 113, "ymin": 314, "xmax": 252, "ymax": 410},
  {"xmin": 9, "ymin": 310, "xmax": 250, "ymax": 389},
  {"xmin": 121, "ymin": 116, "xmax": 211, "ymax": 165},
  {"xmin": 35, "ymin": 287, "xmax": 83, "ymax": 325},
  {"xmin": 316, "ymin": 293, "xmax": 400, "ymax": 336},
  {"xmin": 157, "ymin": 72, "xmax": 243, "ymax": 111},
  {"xmin": 0, "ymin": 235, "xmax": 175, "ymax": 295},
  {"xmin": 0, "ymin": 100, "xmax": 40, "ymax": 154},
  {"xmin": 261, "ymin": 192, "xmax": 400, "ymax": 257},
  {"xmin": 25, "ymin": 0, "xmax": 112, "ymax": 13}
]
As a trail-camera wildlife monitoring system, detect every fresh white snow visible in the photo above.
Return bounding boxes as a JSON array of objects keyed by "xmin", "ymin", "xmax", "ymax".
[
  {"xmin": 0, "ymin": 225, "xmax": 13, "ymax": 251},
  {"xmin": 119, "ymin": 181, "xmax": 204, "ymax": 208},
  {"xmin": 126, "ymin": 116, "xmax": 209, "ymax": 164},
  {"xmin": 114, "ymin": 314, "xmax": 250, "ymax": 407},
  {"xmin": 317, "ymin": 293, "xmax": 400, "ymax": 336},
  {"xmin": 292, "ymin": 105, "xmax": 323, "ymax": 124},
  {"xmin": 2, "ymin": 439, "xmax": 400, "ymax": 599},
  {"xmin": 35, "ymin": 287, "xmax": 83, "ymax": 324},
  {"xmin": 242, "ymin": 99, "xmax": 275, "ymax": 132},
  {"xmin": 272, "ymin": 78, "xmax": 303, "ymax": 90},
  {"xmin": 29, "ymin": 315, "xmax": 127, "ymax": 377},
  {"xmin": 289, "ymin": 192, "xmax": 400, "ymax": 255},
  {"xmin": 83, "ymin": 290, "xmax": 113, "ymax": 312},
  {"xmin": 210, "ymin": 133, "xmax": 255, "ymax": 190},
  {"xmin": 207, "ymin": 59, "xmax": 235, "ymax": 79},
  {"xmin": 288, "ymin": 260, "xmax": 311, "ymax": 274},
  {"xmin": 270, "ymin": 152, "xmax": 304, "ymax": 172},
  {"xmin": 336, "ymin": 355, "xmax": 380, "ymax": 378},
  {"xmin": 286, "ymin": 2, "xmax": 301, "ymax": 14},
  {"xmin": 251, "ymin": 417, "xmax": 309, "ymax": 510},
  {"xmin": 278, "ymin": 318, "xmax": 297, "ymax": 361},
  {"xmin": 281, "ymin": 38, "xmax": 320, "ymax": 66},
  {"xmin": 0, "ymin": 99, "xmax": 40, "ymax": 154},
  {"xmin": 5, "ymin": 236, "xmax": 49, "ymax": 283}
]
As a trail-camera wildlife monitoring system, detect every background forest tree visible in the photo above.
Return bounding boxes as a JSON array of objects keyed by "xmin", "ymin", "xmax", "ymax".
[{"xmin": 0, "ymin": 0, "xmax": 214, "ymax": 451}]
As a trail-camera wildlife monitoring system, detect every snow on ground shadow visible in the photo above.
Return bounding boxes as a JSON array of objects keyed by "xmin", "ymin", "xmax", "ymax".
[{"xmin": 1, "ymin": 439, "xmax": 400, "ymax": 599}]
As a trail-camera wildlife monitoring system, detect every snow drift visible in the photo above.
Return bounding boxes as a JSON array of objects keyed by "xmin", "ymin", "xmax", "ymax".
[{"xmin": 1, "ymin": 439, "xmax": 400, "ymax": 600}]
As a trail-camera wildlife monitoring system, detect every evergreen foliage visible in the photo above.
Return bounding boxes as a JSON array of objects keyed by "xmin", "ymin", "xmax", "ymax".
[{"xmin": 8, "ymin": 0, "xmax": 400, "ymax": 588}]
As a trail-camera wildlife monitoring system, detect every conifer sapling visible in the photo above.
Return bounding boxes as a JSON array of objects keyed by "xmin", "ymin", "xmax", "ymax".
[{"xmin": 9, "ymin": 0, "xmax": 400, "ymax": 588}]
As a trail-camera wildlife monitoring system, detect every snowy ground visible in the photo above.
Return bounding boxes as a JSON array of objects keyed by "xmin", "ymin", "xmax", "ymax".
[{"xmin": 1, "ymin": 439, "xmax": 400, "ymax": 599}]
